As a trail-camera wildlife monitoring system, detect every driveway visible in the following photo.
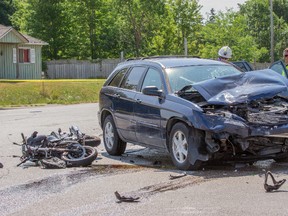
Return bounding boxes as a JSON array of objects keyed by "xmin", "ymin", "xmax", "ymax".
[{"xmin": 1, "ymin": 103, "xmax": 288, "ymax": 216}]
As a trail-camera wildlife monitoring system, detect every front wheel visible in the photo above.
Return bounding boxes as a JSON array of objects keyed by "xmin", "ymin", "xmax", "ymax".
[
  {"xmin": 103, "ymin": 115, "xmax": 127, "ymax": 155},
  {"xmin": 169, "ymin": 122, "xmax": 202, "ymax": 170},
  {"xmin": 62, "ymin": 145, "xmax": 98, "ymax": 167}
]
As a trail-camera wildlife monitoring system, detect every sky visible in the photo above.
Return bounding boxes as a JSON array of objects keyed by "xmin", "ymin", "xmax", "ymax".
[{"xmin": 198, "ymin": 0, "xmax": 247, "ymax": 18}]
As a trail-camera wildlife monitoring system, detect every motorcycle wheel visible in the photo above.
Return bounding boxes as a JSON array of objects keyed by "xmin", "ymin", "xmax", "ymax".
[{"xmin": 61, "ymin": 145, "xmax": 98, "ymax": 167}]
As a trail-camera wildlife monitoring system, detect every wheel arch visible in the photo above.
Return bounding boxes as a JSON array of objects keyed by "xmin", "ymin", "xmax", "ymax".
[
  {"xmin": 165, "ymin": 117, "xmax": 192, "ymax": 151},
  {"xmin": 100, "ymin": 109, "xmax": 113, "ymax": 129}
]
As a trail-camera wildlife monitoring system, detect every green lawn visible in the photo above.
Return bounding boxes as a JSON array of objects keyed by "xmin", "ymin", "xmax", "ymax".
[{"xmin": 0, "ymin": 79, "xmax": 106, "ymax": 107}]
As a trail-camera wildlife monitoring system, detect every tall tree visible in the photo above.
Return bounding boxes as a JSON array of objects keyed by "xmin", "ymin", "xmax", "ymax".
[
  {"xmin": 168, "ymin": 0, "xmax": 203, "ymax": 55},
  {"xmin": 114, "ymin": 0, "xmax": 166, "ymax": 57},
  {"xmin": 12, "ymin": 0, "xmax": 72, "ymax": 60},
  {"xmin": 199, "ymin": 10, "xmax": 266, "ymax": 62},
  {"xmin": 66, "ymin": 0, "xmax": 120, "ymax": 59},
  {"xmin": 0, "ymin": 0, "xmax": 15, "ymax": 26},
  {"xmin": 239, "ymin": 0, "xmax": 280, "ymax": 61}
]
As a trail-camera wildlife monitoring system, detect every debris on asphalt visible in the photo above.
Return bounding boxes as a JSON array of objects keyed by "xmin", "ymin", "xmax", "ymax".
[
  {"xmin": 40, "ymin": 157, "xmax": 66, "ymax": 169},
  {"xmin": 169, "ymin": 172, "xmax": 187, "ymax": 180},
  {"xmin": 114, "ymin": 191, "xmax": 140, "ymax": 203},
  {"xmin": 264, "ymin": 171, "xmax": 286, "ymax": 192},
  {"xmin": 0, "ymin": 162, "xmax": 3, "ymax": 168}
]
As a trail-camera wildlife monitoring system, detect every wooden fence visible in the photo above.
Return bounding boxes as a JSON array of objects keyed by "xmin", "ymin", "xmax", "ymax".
[
  {"xmin": 46, "ymin": 59, "xmax": 121, "ymax": 79},
  {"xmin": 46, "ymin": 59, "xmax": 272, "ymax": 79}
]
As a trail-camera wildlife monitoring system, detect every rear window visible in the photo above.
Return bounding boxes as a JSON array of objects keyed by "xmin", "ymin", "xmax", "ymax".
[{"xmin": 108, "ymin": 68, "xmax": 127, "ymax": 87}]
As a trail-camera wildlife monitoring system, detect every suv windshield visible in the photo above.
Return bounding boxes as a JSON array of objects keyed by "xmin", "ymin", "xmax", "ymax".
[{"xmin": 166, "ymin": 65, "xmax": 242, "ymax": 92}]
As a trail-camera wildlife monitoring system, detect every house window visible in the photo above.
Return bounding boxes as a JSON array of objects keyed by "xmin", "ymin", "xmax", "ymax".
[{"xmin": 19, "ymin": 48, "xmax": 30, "ymax": 63}]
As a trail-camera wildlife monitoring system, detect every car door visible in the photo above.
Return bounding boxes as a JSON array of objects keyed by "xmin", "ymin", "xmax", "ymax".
[
  {"xmin": 269, "ymin": 60, "xmax": 288, "ymax": 78},
  {"xmin": 134, "ymin": 67, "xmax": 166, "ymax": 148},
  {"xmin": 113, "ymin": 66, "xmax": 147, "ymax": 142}
]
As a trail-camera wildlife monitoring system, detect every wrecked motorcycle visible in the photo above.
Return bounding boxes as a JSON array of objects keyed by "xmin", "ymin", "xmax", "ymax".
[
  {"xmin": 50, "ymin": 125, "xmax": 101, "ymax": 147},
  {"xmin": 17, "ymin": 131, "xmax": 98, "ymax": 168}
]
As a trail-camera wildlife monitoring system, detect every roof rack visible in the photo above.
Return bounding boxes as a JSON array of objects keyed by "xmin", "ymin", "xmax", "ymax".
[
  {"xmin": 125, "ymin": 55, "xmax": 200, "ymax": 61},
  {"xmin": 125, "ymin": 57, "xmax": 142, "ymax": 61},
  {"xmin": 141, "ymin": 55, "xmax": 200, "ymax": 60}
]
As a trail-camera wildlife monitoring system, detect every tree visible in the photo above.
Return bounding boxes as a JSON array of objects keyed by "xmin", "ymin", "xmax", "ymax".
[
  {"xmin": 114, "ymin": 0, "xmax": 166, "ymax": 57},
  {"xmin": 199, "ymin": 10, "xmax": 266, "ymax": 62},
  {"xmin": 168, "ymin": 0, "xmax": 203, "ymax": 55},
  {"xmin": 11, "ymin": 0, "xmax": 72, "ymax": 60},
  {"xmin": 0, "ymin": 0, "xmax": 15, "ymax": 26}
]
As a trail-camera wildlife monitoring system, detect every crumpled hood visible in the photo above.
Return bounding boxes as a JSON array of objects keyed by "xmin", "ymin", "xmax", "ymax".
[{"xmin": 192, "ymin": 69, "xmax": 288, "ymax": 105}]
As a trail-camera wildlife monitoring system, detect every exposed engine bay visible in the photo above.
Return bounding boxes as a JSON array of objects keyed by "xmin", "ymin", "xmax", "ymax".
[{"xmin": 180, "ymin": 91, "xmax": 288, "ymax": 162}]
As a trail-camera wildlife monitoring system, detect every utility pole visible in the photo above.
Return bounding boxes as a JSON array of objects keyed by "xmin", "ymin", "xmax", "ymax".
[
  {"xmin": 184, "ymin": 38, "xmax": 188, "ymax": 56},
  {"xmin": 270, "ymin": 0, "xmax": 274, "ymax": 63}
]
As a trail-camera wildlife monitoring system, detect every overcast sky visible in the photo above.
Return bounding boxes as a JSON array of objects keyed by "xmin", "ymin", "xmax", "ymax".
[{"xmin": 199, "ymin": 0, "xmax": 247, "ymax": 18}]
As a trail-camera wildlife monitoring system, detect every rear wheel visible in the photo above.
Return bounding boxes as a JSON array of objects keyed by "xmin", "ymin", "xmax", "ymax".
[
  {"xmin": 103, "ymin": 115, "xmax": 127, "ymax": 155},
  {"xmin": 169, "ymin": 122, "xmax": 202, "ymax": 170}
]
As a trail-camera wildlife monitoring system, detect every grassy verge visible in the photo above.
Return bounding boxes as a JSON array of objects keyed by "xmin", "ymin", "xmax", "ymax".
[{"xmin": 0, "ymin": 79, "xmax": 106, "ymax": 107}]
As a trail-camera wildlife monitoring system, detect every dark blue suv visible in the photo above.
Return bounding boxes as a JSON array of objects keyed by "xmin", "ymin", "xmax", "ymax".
[{"xmin": 98, "ymin": 57, "xmax": 288, "ymax": 170}]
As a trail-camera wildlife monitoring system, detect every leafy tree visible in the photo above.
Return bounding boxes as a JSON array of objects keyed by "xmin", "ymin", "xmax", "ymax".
[
  {"xmin": 114, "ymin": 0, "xmax": 166, "ymax": 57},
  {"xmin": 11, "ymin": 0, "xmax": 72, "ymax": 60},
  {"xmin": 168, "ymin": 0, "xmax": 203, "ymax": 55},
  {"xmin": 273, "ymin": 0, "xmax": 288, "ymax": 57},
  {"xmin": 199, "ymin": 10, "xmax": 266, "ymax": 62},
  {"xmin": 0, "ymin": 0, "xmax": 15, "ymax": 26},
  {"xmin": 239, "ymin": 0, "xmax": 270, "ymax": 62}
]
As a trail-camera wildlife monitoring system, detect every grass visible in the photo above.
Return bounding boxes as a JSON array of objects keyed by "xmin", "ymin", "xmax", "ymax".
[{"xmin": 0, "ymin": 79, "xmax": 106, "ymax": 107}]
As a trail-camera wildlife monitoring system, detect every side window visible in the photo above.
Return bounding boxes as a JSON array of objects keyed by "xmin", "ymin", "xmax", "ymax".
[
  {"xmin": 141, "ymin": 68, "xmax": 163, "ymax": 91},
  {"xmin": 108, "ymin": 68, "xmax": 127, "ymax": 87},
  {"xmin": 121, "ymin": 67, "xmax": 146, "ymax": 91}
]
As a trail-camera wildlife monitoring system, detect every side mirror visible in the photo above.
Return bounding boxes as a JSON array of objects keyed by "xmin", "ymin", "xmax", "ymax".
[{"xmin": 142, "ymin": 86, "xmax": 164, "ymax": 98}]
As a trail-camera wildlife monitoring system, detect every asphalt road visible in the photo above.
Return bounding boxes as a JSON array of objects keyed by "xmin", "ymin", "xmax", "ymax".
[{"xmin": 1, "ymin": 103, "xmax": 288, "ymax": 216}]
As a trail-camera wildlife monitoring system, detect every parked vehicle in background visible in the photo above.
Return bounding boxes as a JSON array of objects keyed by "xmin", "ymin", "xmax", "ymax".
[
  {"xmin": 231, "ymin": 59, "xmax": 288, "ymax": 77},
  {"xmin": 232, "ymin": 61, "xmax": 254, "ymax": 72},
  {"xmin": 98, "ymin": 56, "xmax": 288, "ymax": 170}
]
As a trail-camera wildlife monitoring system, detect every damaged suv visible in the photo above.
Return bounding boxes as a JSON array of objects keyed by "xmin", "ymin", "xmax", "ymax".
[{"xmin": 98, "ymin": 57, "xmax": 288, "ymax": 170}]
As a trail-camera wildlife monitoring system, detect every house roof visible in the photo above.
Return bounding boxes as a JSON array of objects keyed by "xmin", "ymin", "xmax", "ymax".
[
  {"xmin": 23, "ymin": 34, "xmax": 48, "ymax": 45},
  {"xmin": 0, "ymin": 24, "xmax": 47, "ymax": 45}
]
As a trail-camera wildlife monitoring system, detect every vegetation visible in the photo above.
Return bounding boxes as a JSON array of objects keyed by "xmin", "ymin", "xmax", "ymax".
[
  {"xmin": 1, "ymin": 0, "xmax": 288, "ymax": 62},
  {"xmin": 0, "ymin": 79, "xmax": 105, "ymax": 107}
]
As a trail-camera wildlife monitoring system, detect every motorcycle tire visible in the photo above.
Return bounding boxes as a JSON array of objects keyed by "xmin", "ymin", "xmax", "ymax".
[{"xmin": 61, "ymin": 146, "xmax": 98, "ymax": 167}]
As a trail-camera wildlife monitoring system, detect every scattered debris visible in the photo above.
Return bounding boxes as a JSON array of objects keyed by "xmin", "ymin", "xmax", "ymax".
[
  {"xmin": 40, "ymin": 157, "xmax": 66, "ymax": 169},
  {"xmin": 169, "ymin": 172, "xmax": 187, "ymax": 180},
  {"xmin": 0, "ymin": 162, "xmax": 3, "ymax": 168},
  {"xmin": 264, "ymin": 171, "xmax": 286, "ymax": 192},
  {"xmin": 114, "ymin": 191, "xmax": 140, "ymax": 203}
]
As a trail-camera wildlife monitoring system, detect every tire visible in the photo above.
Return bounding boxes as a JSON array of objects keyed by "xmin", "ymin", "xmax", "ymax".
[
  {"xmin": 103, "ymin": 115, "xmax": 127, "ymax": 156},
  {"xmin": 169, "ymin": 122, "xmax": 203, "ymax": 170},
  {"xmin": 62, "ymin": 145, "xmax": 98, "ymax": 167}
]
